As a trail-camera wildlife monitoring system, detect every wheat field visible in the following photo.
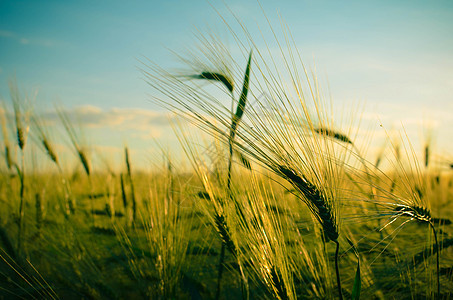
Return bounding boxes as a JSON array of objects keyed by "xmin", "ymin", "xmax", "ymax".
[{"xmin": 1, "ymin": 11, "xmax": 453, "ymax": 300}]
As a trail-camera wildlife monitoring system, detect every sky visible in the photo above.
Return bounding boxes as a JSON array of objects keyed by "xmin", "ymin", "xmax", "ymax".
[{"xmin": 1, "ymin": 0, "xmax": 452, "ymax": 171}]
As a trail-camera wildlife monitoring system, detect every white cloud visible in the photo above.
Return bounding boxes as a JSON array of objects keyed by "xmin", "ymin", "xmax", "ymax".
[
  {"xmin": 12, "ymin": 102, "xmax": 453, "ymax": 171},
  {"xmin": 40, "ymin": 105, "xmax": 179, "ymax": 131},
  {"xmin": 0, "ymin": 30, "xmax": 14, "ymax": 37},
  {"xmin": 0, "ymin": 28, "xmax": 56, "ymax": 47}
]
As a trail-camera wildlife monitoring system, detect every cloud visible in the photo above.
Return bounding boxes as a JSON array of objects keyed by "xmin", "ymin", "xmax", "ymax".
[
  {"xmin": 40, "ymin": 105, "xmax": 179, "ymax": 132},
  {"xmin": 0, "ymin": 30, "xmax": 14, "ymax": 37},
  {"xmin": 0, "ymin": 28, "xmax": 56, "ymax": 47}
]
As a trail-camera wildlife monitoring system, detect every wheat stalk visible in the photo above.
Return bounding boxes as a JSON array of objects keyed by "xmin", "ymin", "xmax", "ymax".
[
  {"xmin": 277, "ymin": 165, "xmax": 342, "ymax": 299},
  {"xmin": 384, "ymin": 203, "xmax": 440, "ymax": 296},
  {"xmin": 31, "ymin": 111, "xmax": 77, "ymax": 215},
  {"xmin": 56, "ymin": 106, "xmax": 95, "ymax": 223},
  {"xmin": 124, "ymin": 147, "xmax": 136, "ymax": 223},
  {"xmin": 236, "ymin": 174, "xmax": 296, "ymax": 300},
  {"xmin": 178, "ymin": 48, "xmax": 252, "ymax": 299},
  {"xmin": 35, "ymin": 192, "xmax": 43, "ymax": 236},
  {"xmin": 31, "ymin": 112, "xmax": 59, "ymax": 165},
  {"xmin": 366, "ymin": 130, "xmax": 441, "ymax": 296},
  {"xmin": 57, "ymin": 106, "xmax": 91, "ymax": 176},
  {"xmin": 120, "ymin": 173, "xmax": 128, "ymax": 216},
  {"xmin": 0, "ymin": 102, "xmax": 15, "ymax": 170},
  {"xmin": 9, "ymin": 79, "xmax": 32, "ymax": 257}
]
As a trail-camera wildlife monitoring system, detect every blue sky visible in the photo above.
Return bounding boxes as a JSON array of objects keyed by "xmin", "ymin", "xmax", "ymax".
[{"xmin": 1, "ymin": 0, "xmax": 452, "ymax": 170}]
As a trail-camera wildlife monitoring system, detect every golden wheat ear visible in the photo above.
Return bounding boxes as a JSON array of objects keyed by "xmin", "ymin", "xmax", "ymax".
[
  {"xmin": 277, "ymin": 165, "xmax": 339, "ymax": 242},
  {"xmin": 77, "ymin": 148, "xmax": 91, "ymax": 176},
  {"xmin": 31, "ymin": 111, "xmax": 59, "ymax": 166},
  {"xmin": 56, "ymin": 106, "xmax": 91, "ymax": 176},
  {"xmin": 9, "ymin": 79, "xmax": 31, "ymax": 151}
]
